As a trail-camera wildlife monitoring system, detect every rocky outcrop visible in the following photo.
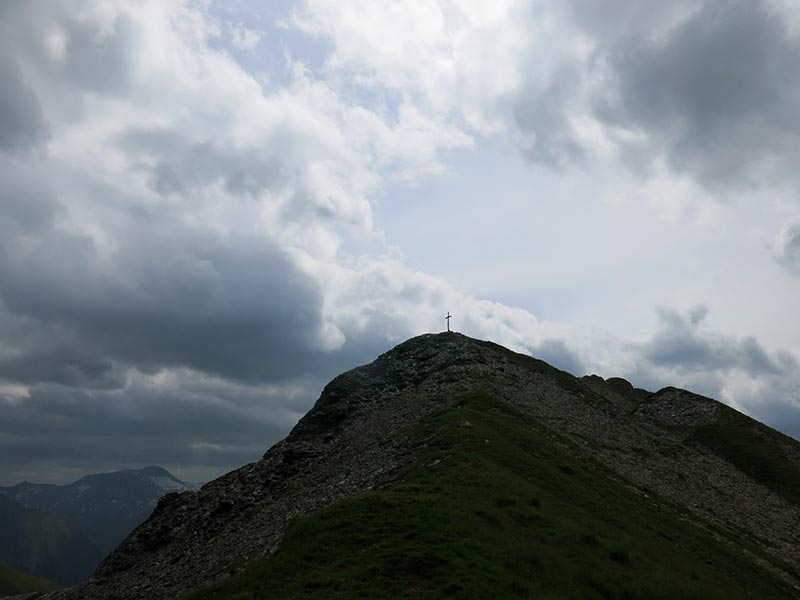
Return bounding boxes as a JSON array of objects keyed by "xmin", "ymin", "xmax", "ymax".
[{"xmin": 36, "ymin": 333, "xmax": 800, "ymax": 599}]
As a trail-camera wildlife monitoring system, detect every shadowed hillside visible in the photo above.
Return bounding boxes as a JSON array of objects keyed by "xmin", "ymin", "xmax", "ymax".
[
  {"xmin": 0, "ymin": 564, "xmax": 59, "ymax": 597},
  {"xmin": 191, "ymin": 392, "xmax": 795, "ymax": 599},
  {"xmin": 0, "ymin": 496, "xmax": 102, "ymax": 586}
]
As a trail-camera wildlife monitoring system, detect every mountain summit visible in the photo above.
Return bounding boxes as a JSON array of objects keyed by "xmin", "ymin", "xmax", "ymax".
[{"xmin": 36, "ymin": 333, "xmax": 800, "ymax": 599}]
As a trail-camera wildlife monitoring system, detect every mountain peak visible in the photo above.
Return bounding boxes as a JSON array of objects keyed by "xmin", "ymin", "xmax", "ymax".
[
  {"xmin": 135, "ymin": 465, "xmax": 178, "ymax": 480},
  {"xmin": 41, "ymin": 334, "xmax": 800, "ymax": 600},
  {"xmin": 288, "ymin": 332, "xmax": 512, "ymax": 440}
]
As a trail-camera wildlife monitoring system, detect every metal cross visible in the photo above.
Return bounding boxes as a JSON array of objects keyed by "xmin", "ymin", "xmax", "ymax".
[{"xmin": 445, "ymin": 312, "xmax": 452, "ymax": 332}]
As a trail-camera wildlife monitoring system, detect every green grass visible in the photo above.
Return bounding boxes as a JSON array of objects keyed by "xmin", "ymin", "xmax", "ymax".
[
  {"xmin": 189, "ymin": 392, "xmax": 795, "ymax": 600},
  {"xmin": 690, "ymin": 405, "xmax": 800, "ymax": 506},
  {"xmin": 0, "ymin": 563, "xmax": 60, "ymax": 597}
]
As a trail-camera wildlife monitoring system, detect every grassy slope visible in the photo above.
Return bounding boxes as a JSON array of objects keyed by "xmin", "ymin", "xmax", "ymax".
[
  {"xmin": 190, "ymin": 392, "xmax": 794, "ymax": 600},
  {"xmin": 689, "ymin": 403, "xmax": 800, "ymax": 507},
  {"xmin": 0, "ymin": 563, "xmax": 59, "ymax": 597},
  {"xmin": 0, "ymin": 495, "xmax": 104, "ymax": 586}
]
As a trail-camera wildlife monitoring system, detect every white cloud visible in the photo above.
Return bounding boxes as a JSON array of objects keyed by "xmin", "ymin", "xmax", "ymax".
[
  {"xmin": 0, "ymin": 0, "xmax": 553, "ymax": 481},
  {"xmin": 229, "ymin": 23, "xmax": 262, "ymax": 51},
  {"xmin": 292, "ymin": 0, "xmax": 535, "ymax": 133},
  {"xmin": 1, "ymin": 0, "xmax": 800, "ymax": 484}
]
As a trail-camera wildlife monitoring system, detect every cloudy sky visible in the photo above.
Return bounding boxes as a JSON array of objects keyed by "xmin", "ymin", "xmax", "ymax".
[{"xmin": 1, "ymin": 0, "xmax": 799, "ymax": 485}]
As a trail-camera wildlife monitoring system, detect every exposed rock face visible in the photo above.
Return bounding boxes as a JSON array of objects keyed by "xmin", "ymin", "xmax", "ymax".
[{"xmin": 36, "ymin": 333, "xmax": 800, "ymax": 599}]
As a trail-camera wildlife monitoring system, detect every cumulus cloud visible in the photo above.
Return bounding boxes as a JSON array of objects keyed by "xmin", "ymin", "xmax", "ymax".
[
  {"xmin": 639, "ymin": 305, "xmax": 783, "ymax": 377},
  {"xmin": 593, "ymin": 306, "xmax": 800, "ymax": 433},
  {"xmin": 748, "ymin": 391, "xmax": 800, "ymax": 441},
  {"xmin": 0, "ymin": 0, "xmax": 425, "ymax": 482},
  {"xmin": 282, "ymin": 0, "xmax": 800, "ymax": 446},
  {"xmin": 290, "ymin": 0, "xmax": 800, "ymax": 219},
  {"xmin": 0, "ymin": 370, "xmax": 316, "ymax": 485},
  {"xmin": 507, "ymin": 0, "xmax": 800, "ymax": 202},
  {"xmin": 228, "ymin": 23, "xmax": 262, "ymax": 52},
  {"xmin": 529, "ymin": 339, "xmax": 585, "ymax": 375},
  {"xmin": 772, "ymin": 220, "xmax": 800, "ymax": 274},
  {"xmin": 591, "ymin": 0, "xmax": 800, "ymax": 190},
  {"xmin": 0, "ymin": 57, "xmax": 49, "ymax": 152},
  {"xmin": 0, "ymin": 0, "xmax": 548, "ymax": 484},
  {"xmin": 0, "ymin": 224, "xmax": 332, "ymax": 384},
  {"xmin": 292, "ymin": 0, "xmax": 535, "ymax": 133},
  {"xmin": 1, "ymin": 0, "xmax": 799, "ymax": 486},
  {"xmin": 305, "ymin": 0, "xmax": 800, "ymax": 199},
  {"xmin": 516, "ymin": 303, "xmax": 800, "ymax": 441}
]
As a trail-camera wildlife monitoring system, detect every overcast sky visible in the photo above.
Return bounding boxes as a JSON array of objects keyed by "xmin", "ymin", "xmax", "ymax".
[{"xmin": 1, "ymin": 0, "xmax": 799, "ymax": 485}]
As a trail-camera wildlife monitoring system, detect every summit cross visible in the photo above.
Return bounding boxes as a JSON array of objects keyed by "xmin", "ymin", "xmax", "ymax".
[{"xmin": 445, "ymin": 312, "xmax": 452, "ymax": 332}]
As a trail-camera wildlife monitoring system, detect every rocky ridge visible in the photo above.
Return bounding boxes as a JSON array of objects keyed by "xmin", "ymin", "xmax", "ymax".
[{"xmin": 33, "ymin": 332, "xmax": 800, "ymax": 599}]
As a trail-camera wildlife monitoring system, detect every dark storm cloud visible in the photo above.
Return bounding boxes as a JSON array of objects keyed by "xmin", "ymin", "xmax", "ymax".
[
  {"xmin": 53, "ymin": 14, "xmax": 137, "ymax": 95},
  {"xmin": 751, "ymin": 394, "xmax": 800, "ymax": 442},
  {"xmin": 531, "ymin": 338, "xmax": 584, "ymax": 375},
  {"xmin": 517, "ymin": 0, "xmax": 800, "ymax": 193},
  {"xmin": 0, "ymin": 203, "xmax": 330, "ymax": 385},
  {"xmin": 0, "ymin": 57, "xmax": 49, "ymax": 152},
  {"xmin": 513, "ymin": 61, "xmax": 588, "ymax": 169},
  {"xmin": 557, "ymin": 0, "xmax": 694, "ymax": 42},
  {"xmin": 0, "ymin": 374, "xmax": 320, "ymax": 484},
  {"xmin": 639, "ymin": 306, "xmax": 784, "ymax": 376},
  {"xmin": 0, "ymin": 160, "xmax": 61, "ymax": 231},
  {"xmin": 0, "ymin": 324, "xmax": 124, "ymax": 389},
  {"xmin": 773, "ymin": 221, "xmax": 800, "ymax": 274},
  {"xmin": 613, "ymin": 306, "xmax": 800, "ymax": 441},
  {"xmin": 0, "ymin": 128, "xmax": 337, "ymax": 388},
  {"xmin": 118, "ymin": 128, "xmax": 293, "ymax": 199},
  {"xmin": 0, "ymin": 0, "xmax": 390, "ymax": 486},
  {"xmin": 0, "ymin": 165, "xmax": 371, "ymax": 480},
  {"xmin": 0, "ymin": 0, "xmax": 137, "ymax": 98},
  {"xmin": 596, "ymin": 1, "xmax": 800, "ymax": 188}
]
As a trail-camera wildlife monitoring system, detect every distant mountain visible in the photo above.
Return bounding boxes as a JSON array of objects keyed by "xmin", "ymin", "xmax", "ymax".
[
  {"xmin": 1, "ymin": 466, "xmax": 198, "ymax": 555},
  {"xmin": 0, "ymin": 466, "xmax": 198, "ymax": 587},
  {"xmin": 35, "ymin": 334, "xmax": 800, "ymax": 599},
  {"xmin": 0, "ymin": 563, "xmax": 59, "ymax": 597},
  {"xmin": 0, "ymin": 495, "xmax": 103, "ymax": 586}
]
